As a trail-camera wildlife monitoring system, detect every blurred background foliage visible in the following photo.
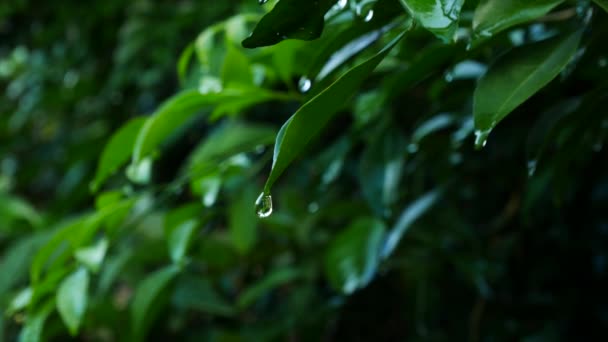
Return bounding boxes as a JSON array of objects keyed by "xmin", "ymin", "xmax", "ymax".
[{"xmin": 1, "ymin": 0, "xmax": 608, "ymax": 341}]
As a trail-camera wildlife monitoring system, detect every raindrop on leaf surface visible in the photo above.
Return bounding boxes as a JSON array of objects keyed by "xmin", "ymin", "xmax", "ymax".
[
  {"xmin": 258, "ymin": 0, "xmax": 268, "ymax": 4},
  {"xmin": 255, "ymin": 193, "xmax": 273, "ymax": 218},
  {"xmin": 298, "ymin": 77, "xmax": 312, "ymax": 93},
  {"xmin": 337, "ymin": 0, "xmax": 348, "ymax": 9}
]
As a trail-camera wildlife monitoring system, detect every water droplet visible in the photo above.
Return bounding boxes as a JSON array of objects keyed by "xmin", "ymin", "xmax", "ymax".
[
  {"xmin": 258, "ymin": 0, "xmax": 268, "ymax": 4},
  {"xmin": 308, "ymin": 202, "xmax": 319, "ymax": 213},
  {"xmin": 363, "ymin": 9, "xmax": 374, "ymax": 22},
  {"xmin": 337, "ymin": 0, "xmax": 348, "ymax": 9},
  {"xmin": 450, "ymin": 153, "xmax": 463, "ymax": 165},
  {"xmin": 255, "ymin": 192, "xmax": 273, "ymax": 218},
  {"xmin": 298, "ymin": 77, "xmax": 312, "ymax": 93},
  {"xmin": 474, "ymin": 129, "xmax": 491, "ymax": 150},
  {"xmin": 527, "ymin": 160, "xmax": 537, "ymax": 177}
]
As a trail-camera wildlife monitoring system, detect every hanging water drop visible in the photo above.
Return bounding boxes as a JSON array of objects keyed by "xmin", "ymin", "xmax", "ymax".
[
  {"xmin": 298, "ymin": 77, "xmax": 312, "ymax": 93},
  {"xmin": 474, "ymin": 129, "xmax": 491, "ymax": 150},
  {"xmin": 258, "ymin": 0, "xmax": 268, "ymax": 4},
  {"xmin": 407, "ymin": 143, "xmax": 418, "ymax": 154},
  {"xmin": 363, "ymin": 9, "xmax": 374, "ymax": 22},
  {"xmin": 337, "ymin": 0, "xmax": 348, "ymax": 9},
  {"xmin": 255, "ymin": 192, "xmax": 273, "ymax": 218}
]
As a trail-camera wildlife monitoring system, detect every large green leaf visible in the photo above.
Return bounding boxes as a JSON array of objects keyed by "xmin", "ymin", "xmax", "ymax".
[
  {"xmin": 90, "ymin": 117, "xmax": 146, "ymax": 192},
  {"xmin": 131, "ymin": 265, "xmax": 180, "ymax": 342},
  {"xmin": 472, "ymin": 0, "xmax": 564, "ymax": 40},
  {"xmin": 325, "ymin": 218, "xmax": 386, "ymax": 294},
  {"xmin": 263, "ymin": 30, "xmax": 408, "ymax": 193},
  {"xmin": 242, "ymin": 0, "xmax": 334, "ymax": 48},
  {"xmin": 473, "ymin": 31, "xmax": 582, "ymax": 140},
  {"xmin": 399, "ymin": 0, "xmax": 464, "ymax": 42},
  {"xmin": 56, "ymin": 268, "xmax": 89, "ymax": 335}
]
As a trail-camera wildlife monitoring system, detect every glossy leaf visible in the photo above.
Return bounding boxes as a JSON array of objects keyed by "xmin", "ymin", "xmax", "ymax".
[
  {"xmin": 91, "ymin": 117, "xmax": 146, "ymax": 192},
  {"xmin": 325, "ymin": 218, "xmax": 386, "ymax": 294},
  {"xmin": 399, "ymin": 0, "xmax": 464, "ymax": 42},
  {"xmin": 188, "ymin": 121, "xmax": 276, "ymax": 176},
  {"xmin": 221, "ymin": 44, "xmax": 253, "ymax": 86},
  {"xmin": 75, "ymin": 238, "xmax": 109, "ymax": 273},
  {"xmin": 56, "ymin": 268, "xmax": 89, "ymax": 335},
  {"xmin": 167, "ymin": 219, "xmax": 198, "ymax": 263},
  {"xmin": 473, "ymin": 0, "xmax": 564, "ymax": 40},
  {"xmin": 19, "ymin": 301, "xmax": 54, "ymax": 342},
  {"xmin": 264, "ymin": 30, "xmax": 407, "ymax": 193},
  {"xmin": 474, "ymin": 31, "xmax": 582, "ymax": 133},
  {"xmin": 131, "ymin": 265, "xmax": 180, "ymax": 342},
  {"xmin": 382, "ymin": 189, "xmax": 441, "ymax": 258},
  {"xmin": 242, "ymin": 0, "xmax": 334, "ymax": 48},
  {"xmin": 132, "ymin": 89, "xmax": 279, "ymax": 165}
]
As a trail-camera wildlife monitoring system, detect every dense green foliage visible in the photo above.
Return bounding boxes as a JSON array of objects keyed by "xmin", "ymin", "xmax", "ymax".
[{"xmin": 2, "ymin": 0, "xmax": 608, "ymax": 340}]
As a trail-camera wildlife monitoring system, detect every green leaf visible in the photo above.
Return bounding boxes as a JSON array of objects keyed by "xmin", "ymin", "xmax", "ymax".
[
  {"xmin": 221, "ymin": 44, "xmax": 253, "ymax": 86},
  {"xmin": 473, "ymin": 31, "xmax": 582, "ymax": 134},
  {"xmin": 264, "ymin": 29, "xmax": 408, "ymax": 193},
  {"xmin": 133, "ymin": 89, "xmax": 284, "ymax": 165},
  {"xmin": 0, "ymin": 194, "xmax": 42, "ymax": 228},
  {"xmin": 325, "ymin": 218, "xmax": 386, "ymax": 294},
  {"xmin": 594, "ymin": 0, "xmax": 608, "ymax": 12},
  {"xmin": 399, "ymin": 0, "xmax": 464, "ymax": 42},
  {"xmin": 91, "ymin": 118, "xmax": 146, "ymax": 191},
  {"xmin": 18, "ymin": 301, "xmax": 54, "ymax": 342},
  {"xmin": 237, "ymin": 268, "xmax": 301, "ymax": 309},
  {"xmin": 382, "ymin": 189, "xmax": 441, "ymax": 258},
  {"xmin": 242, "ymin": 0, "xmax": 334, "ymax": 48},
  {"xmin": 167, "ymin": 219, "xmax": 198, "ymax": 263},
  {"xmin": 56, "ymin": 268, "xmax": 89, "ymax": 335},
  {"xmin": 74, "ymin": 238, "xmax": 109, "ymax": 273},
  {"xmin": 172, "ymin": 276, "xmax": 235, "ymax": 317},
  {"xmin": 358, "ymin": 127, "xmax": 406, "ymax": 217},
  {"xmin": 188, "ymin": 121, "xmax": 276, "ymax": 177},
  {"xmin": 7, "ymin": 287, "xmax": 32, "ymax": 315},
  {"xmin": 473, "ymin": 0, "xmax": 564, "ymax": 39},
  {"xmin": 177, "ymin": 43, "xmax": 194, "ymax": 86},
  {"xmin": 229, "ymin": 184, "xmax": 258, "ymax": 254},
  {"xmin": 131, "ymin": 265, "xmax": 179, "ymax": 342}
]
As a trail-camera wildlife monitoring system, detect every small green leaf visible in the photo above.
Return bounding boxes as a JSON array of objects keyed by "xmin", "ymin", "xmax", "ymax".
[
  {"xmin": 167, "ymin": 220, "xmax": 198, "ymax": 263},
  {"xmin": 593, "ymin": 0, "xmax": 608, "ymax": 12},
  {"xmin": 7, "ymin": 287, "xmax": 32, "ymax": 315},
  {"xmin": 91, "ymin": 118, "xmax": 146, "ymax": 192},
  {"xmin": 229, "ymin": 185, "xmax": 258, "ymax": 254},
  {"xmin": 172, "ymin": 276, "xmax": 235, "ymax": 317},
  {"xmin": 399, "ymin": 0, "xmax": 464, "ymax": 42},
  {"xmin": 264, "ymin": 29, "xmax": 408, "ymax": 193},
  {"xmin": 177, "ymin": 43, "xmax": 194, "ymax": 86},
  {"xmin": 382, "ymin": 189, "xmax": 441, "ymax": 258},
  {"xmin": 242, "ymin": 0, "xmax": 335, "ymax": 48},
  {"xmin": 473, "ymin": 0, "xmax": 564, "ymax": 40},
  {"xmin": 0, "ymin": 194, "xmax": 42, "ymax": 228},
  {"xmin": 188, "ymin": 121, "xmax": 276, "ymax": 177},
  {"xmin": 237, "ymin": 268, "xmax": 301, "ymax": 309},
  {"xmin": 474, "ymin": 31, "xmax": 582, "ymax": 133},
  {"xmin": 75, "ymin": 238, "xmax": 109, "ymax": 273},
  {"xmin": 325, "ymin": 218, "xmax": 386, "ymax": 294},
  {"xmin": 18, "ymin": 301, "xmax": 54, "ymax": 342},
  {"xmin": 131, "ymin": 265, "xmax": 179, "ymax": 342},
  {"xmin": 56, "ymin": 268, "xmax": 89, "ymax": 335}
]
